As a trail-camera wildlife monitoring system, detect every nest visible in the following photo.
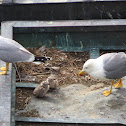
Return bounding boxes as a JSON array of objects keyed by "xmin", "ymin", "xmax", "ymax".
[
  {"xmin": 15, "ymin": 47, "xmax": 110, "ymax": 86},
  {"xmin": 15, "ymin": 47, "xmax": 112, "ymax": 111}
]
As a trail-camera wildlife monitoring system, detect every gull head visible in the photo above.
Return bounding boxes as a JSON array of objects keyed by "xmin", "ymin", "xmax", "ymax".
[{"xmin": 78, "ymin": 59, "xmax": 95, "ymax": 76}]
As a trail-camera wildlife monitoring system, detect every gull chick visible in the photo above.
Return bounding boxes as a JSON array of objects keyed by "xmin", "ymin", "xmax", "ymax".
[
  {"xmin": 47, "ymin": 74, "xmax": 58, "ymax": 89},
  {"xmin": 33, "ymin": 81, "xmax": 50, "ymax": 97}
]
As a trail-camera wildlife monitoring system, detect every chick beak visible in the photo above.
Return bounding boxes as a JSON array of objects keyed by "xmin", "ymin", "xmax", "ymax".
[{"xmin": 78, "ymin": 71, "xmax": 85, "ymax": 76}]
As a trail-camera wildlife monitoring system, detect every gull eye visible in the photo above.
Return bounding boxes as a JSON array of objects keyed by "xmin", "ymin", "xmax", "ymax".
[{"xmin": 85, "ymin": 67, "xmax": 88, "ymax": 69}]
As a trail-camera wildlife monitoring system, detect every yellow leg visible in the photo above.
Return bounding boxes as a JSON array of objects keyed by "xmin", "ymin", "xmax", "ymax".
[
  {"xmin": 102, "ymin": 80, "xmax": 114, "ymax": 96},
  {"xmin": 0, "ymin": 62, "xmax": 9, "ymax": 71},
  {"xmin": 0, "ymin": 66, "xmax": 6, "ymax": 71},
  {"xmin": 0, "ymin": 63, "xmax": 9, "ymax": 75},
  {"xmin": 114, "ymin": 79, "xmax": 123, "ymax": 88}
]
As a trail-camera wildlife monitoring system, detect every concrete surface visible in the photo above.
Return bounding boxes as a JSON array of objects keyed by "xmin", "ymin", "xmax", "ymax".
[
  {"xmin": 0, "ymin": 22, "xmax": 13, "ymax": 126},
  {"xmin": 16, "ymin": 79, "xmax": 126, "ymax": 125},
  {"xmin": 0, "ymin": 61, "xmax": 12, "ymax": 126}
]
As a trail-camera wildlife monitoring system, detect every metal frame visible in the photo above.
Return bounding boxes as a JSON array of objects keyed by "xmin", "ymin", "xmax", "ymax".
[
  {"xmin": 2, "ymin": 20, "xmax": 126, "ymax": 125},
  {"xmin": 2, "ymin": 0, "xmax": 126, "ymax": 4},
  {"xmin": 15, "ymin": 116, "xmax": 125, "ymax": 124},
  {"xmin": 11, "ymin": 67, "xmax": 16, "ymax": 126},
  {"xmin": 13, "ymin": 71, "xmax": 126, "ymax": 125},
  {"xmin": 2, "ymin": 20, "xmax": 126, "ymax": 59}
]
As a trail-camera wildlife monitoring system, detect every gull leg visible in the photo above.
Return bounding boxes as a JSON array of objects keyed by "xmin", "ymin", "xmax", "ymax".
[
  {"xmin": 102, "ymin": 80, "xmax": 114, "ymax": 96},
  {"xmin": 0, "ymin": 66, "xmax": 6, "ymax": 71},
  {"xmin": 0, "ymin": 62, "xmax": 9, "ymax": 71},
  {"xmin": 0, "ymin": 63, "xmax": 9, "ymax": 75},
  {"xmin": 114, "ymin": 79, "xmax": 123, "ymax": 88}
]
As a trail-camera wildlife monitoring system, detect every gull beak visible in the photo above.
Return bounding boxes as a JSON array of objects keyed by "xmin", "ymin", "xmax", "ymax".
[{"xmin": 78, "ymin": 71, "xmax": 85, "ymax": 76}]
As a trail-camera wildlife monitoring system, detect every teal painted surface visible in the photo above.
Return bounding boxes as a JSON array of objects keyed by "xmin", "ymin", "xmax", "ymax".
[
  {"xmin": 11, "ymin": 67, "xmax": 16, "ymax": 126},
  {"xmin": 14, "ymin": 31, "xmax": 126, "ymax": 52}
]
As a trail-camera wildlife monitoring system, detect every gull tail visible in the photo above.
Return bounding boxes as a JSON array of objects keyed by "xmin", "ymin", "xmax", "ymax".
[{"xmin": 34, "ymin": 56, "xmax": 50, "ymax": 63}]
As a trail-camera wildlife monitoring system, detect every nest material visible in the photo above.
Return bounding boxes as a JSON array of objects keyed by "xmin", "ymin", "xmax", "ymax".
[
  {"xmin": 16, "ymin": 88, "xmax": 33, "ymax": 110},
  {"xmin": 16, "ymin": 47, "xmax": 112, "ymax": 110},
  {"xmin": 17, "ymin": 109, "xmax": 40, "ymax": 117},
  {"xmin": 16, "ymin": 47, "xmax": 110, "ymax": 86}
]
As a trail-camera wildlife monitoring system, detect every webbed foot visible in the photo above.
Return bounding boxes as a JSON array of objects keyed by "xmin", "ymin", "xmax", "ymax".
[
  {"xmin": 102, "ymin": 90, "xmax": 111, "ymax": 96},
  {"xmin": 0, "ymin": 67, "xmax": 7, "ymax": 71},
  {"xmin": 0, "ymin": 71, "xmax": 7, "ymax": 75},
  {"xmin": 114, "ymin": 79, "xmax": 123, "ymax": 88}
]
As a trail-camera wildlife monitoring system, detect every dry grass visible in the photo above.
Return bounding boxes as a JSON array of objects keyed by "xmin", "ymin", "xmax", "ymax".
[
  {"xmin": 16, "ymin": 88, "xmax": 33, "ymax": 110},
  {"xmin": 16, "ymin": 47, "xmax": 109, "ymax": 86}
]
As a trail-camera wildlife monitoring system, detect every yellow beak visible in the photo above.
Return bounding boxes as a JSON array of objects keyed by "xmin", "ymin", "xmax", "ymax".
[{"xmin": 78, "ymin": 71, "xmax": 85, "ymax": 76}]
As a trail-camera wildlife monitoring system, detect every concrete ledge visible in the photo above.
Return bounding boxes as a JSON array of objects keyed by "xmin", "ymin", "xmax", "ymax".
[{"xmin": 0, "ymin": 23, "xmax": 13, "ymax": 126}]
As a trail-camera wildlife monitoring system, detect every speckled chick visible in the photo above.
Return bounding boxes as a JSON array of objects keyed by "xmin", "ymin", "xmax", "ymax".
[
  {"xmin": 47, "ymin": 74, "xmax": 58, "ymax": 89},
  {"xmin": 33, "ymin": 81, "xmax": 50, "ymax": 97}
]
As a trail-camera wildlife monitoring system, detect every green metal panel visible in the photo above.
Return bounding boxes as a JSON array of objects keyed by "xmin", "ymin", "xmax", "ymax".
[
  {"xmin": 11, "ymin": 67, "xmax": 16, "ymax": 126},
  {"xmin": 14, "ymin": 31, "xmax": 126, "ymax": 51},
  {"xmin": 2, "ymin": 20, "xmax": 126, "ymax": 58}
]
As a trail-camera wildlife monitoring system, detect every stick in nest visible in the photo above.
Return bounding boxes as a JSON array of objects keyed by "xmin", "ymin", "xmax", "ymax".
[{"xmin": 14, "ymin": 63, "xmax": 21, "ymax": 82}]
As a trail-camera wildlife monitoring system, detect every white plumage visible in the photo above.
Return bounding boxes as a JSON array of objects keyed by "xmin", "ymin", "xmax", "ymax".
[{"xmin": 79, "ymin": 52, "xmax": 126, "ymax": 96}]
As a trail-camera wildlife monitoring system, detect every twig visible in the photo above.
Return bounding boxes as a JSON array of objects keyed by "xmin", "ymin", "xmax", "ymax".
[{"xmin": 14, "ymin": 63, "xmax": 21, "ymax": 82}]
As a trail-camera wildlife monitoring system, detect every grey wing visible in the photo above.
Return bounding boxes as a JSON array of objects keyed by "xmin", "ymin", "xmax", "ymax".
[
  {"xmin": 103, "ymin": 52, "xmax": 126, "ymax": 79},
  {"xmin": 0, "ymin": 36, "xmax": 30, "ymax": 53},
  {"xmin": 0, "ymin": 36, "xmax": 34, "ymax": 63}
]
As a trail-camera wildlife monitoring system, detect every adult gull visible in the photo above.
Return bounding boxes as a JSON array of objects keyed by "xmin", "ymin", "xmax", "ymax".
[
  {"xmin": 0, "ymin": 36, "xmax": 49, "ymax": 75},
  {"xmin": 78, "ymin": 52, "xmax": 126, "ymax": 96}
]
